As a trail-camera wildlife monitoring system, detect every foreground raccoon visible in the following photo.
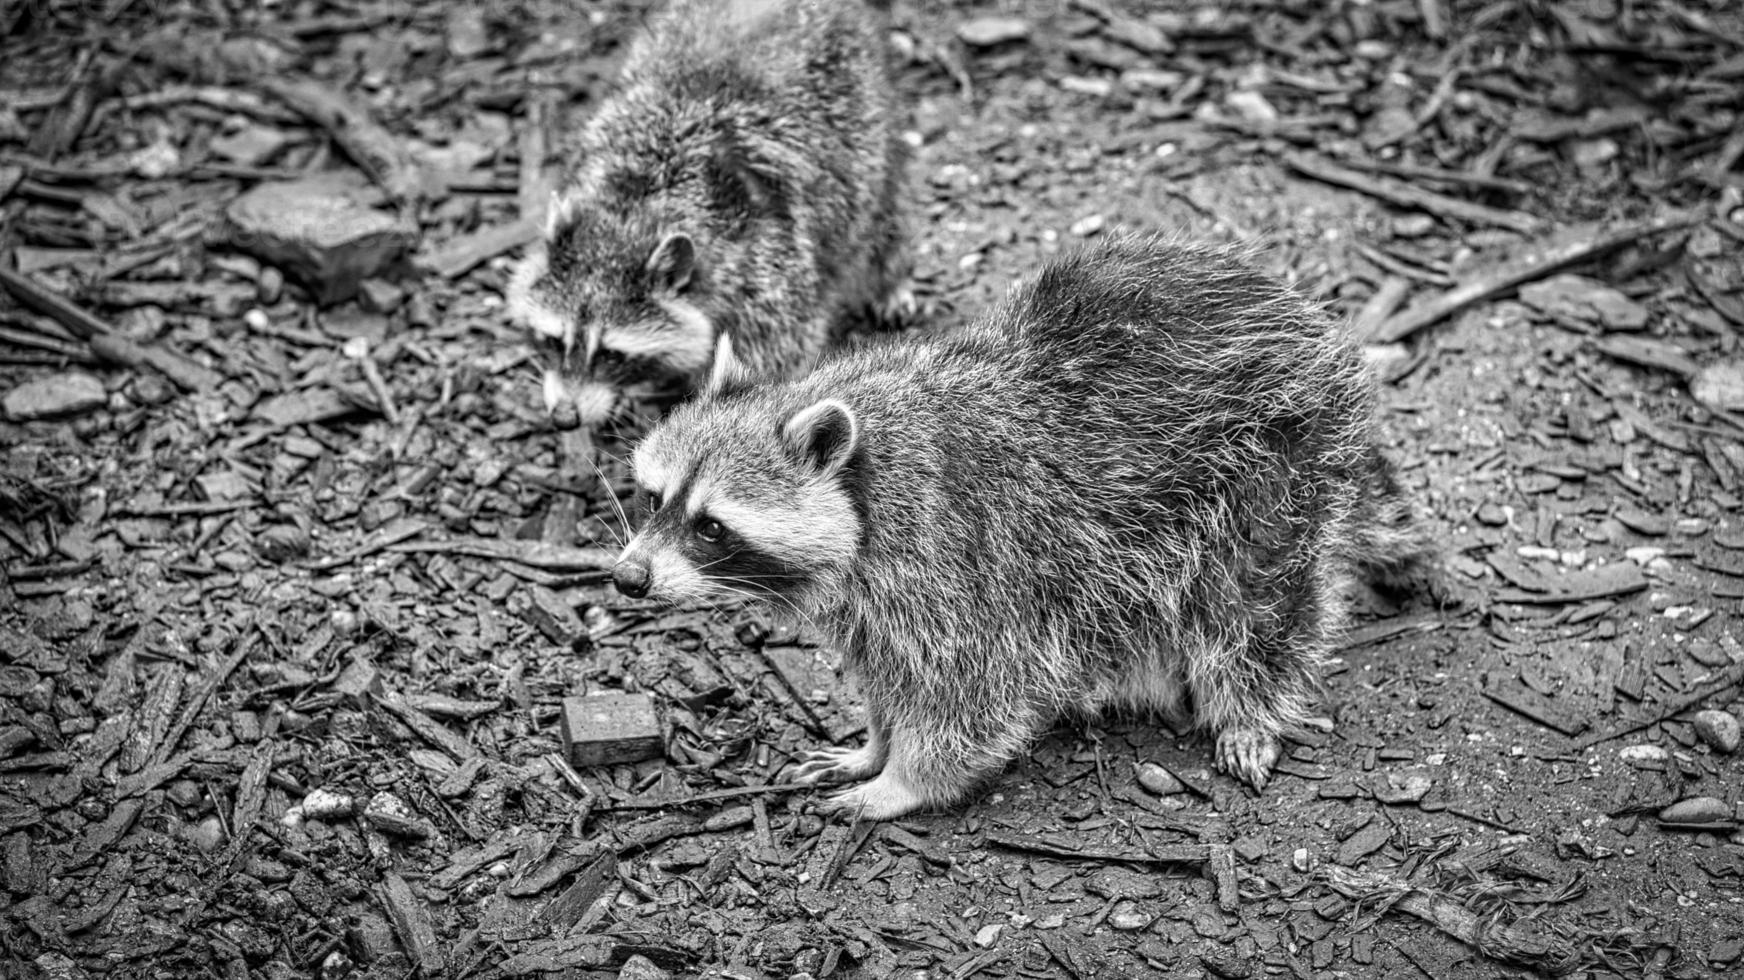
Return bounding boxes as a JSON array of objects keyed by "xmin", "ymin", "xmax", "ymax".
[
  {"xmin": 612, "ymin": 235, "xmax": 1432, "ymax": 819},
  {"xmin": 507, "ymin": 0, "xmax": 911, "ymax": 431}
]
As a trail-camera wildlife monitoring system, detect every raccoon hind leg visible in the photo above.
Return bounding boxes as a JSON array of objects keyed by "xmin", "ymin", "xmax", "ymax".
[{"xmin": 1188, "ymin": 562, "xmax": 1333, "ymax": 791}]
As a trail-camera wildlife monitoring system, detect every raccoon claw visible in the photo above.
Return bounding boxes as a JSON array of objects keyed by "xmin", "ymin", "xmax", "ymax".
[
  {"xmin": 1215, "ymin": 728, "xmax": 1281, "ymax": 791},
  {"xmin": 872, "ymin": 284, "xmax": 920, "ymax": 330},
  {"xmin": 818, "ymin": 773, "xmax": 925, "ymax": 821},
  {"xmin": 794, "ymin": 745, "xmax": 884, "ymax": 784}
]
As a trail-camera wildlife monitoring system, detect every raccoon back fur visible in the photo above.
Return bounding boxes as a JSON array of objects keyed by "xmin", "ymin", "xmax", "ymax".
[
  {"xmin": 613, "ymin": 234, "xmax": 1434, "ymax": 819},
  {"xmin": 507, "ymin": 0, "xmax": 910, "ymax": 430}
]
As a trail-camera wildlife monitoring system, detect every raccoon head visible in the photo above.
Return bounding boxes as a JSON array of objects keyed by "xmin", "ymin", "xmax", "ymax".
[
  {"xmin": 612, "ymin": 339, "xmax": 863, "ymax": 609},
  {"xmin": 507, "ymin": 204, "xmax": 717, "ymax": 428}
]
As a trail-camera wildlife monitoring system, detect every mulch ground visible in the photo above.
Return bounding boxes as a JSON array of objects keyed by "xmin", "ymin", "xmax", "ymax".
[{"xmin": 3, "ymin": 0, "xmax": 1744, "ymax": 978}]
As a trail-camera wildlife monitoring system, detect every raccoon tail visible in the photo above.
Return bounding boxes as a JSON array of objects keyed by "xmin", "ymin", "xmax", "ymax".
[{"xmin": 1343, "ymin": 445, "xmax": 1438, "ymax": 593}]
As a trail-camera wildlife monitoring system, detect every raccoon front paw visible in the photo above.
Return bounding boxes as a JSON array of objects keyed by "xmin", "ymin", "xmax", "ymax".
[
  {"xmin": 872, "ymin": 283, "xmax": 920, "ymax": 330},
  {"xmin": 819, "ymin": 772, "xmax": 927, "ymax": 821},
  {"xmin": 794, "ymin": 745, "xmax": 885, "ymax": 784},
  {"xmin": 1215, "ymin": 727, "xmax": 1281, "ymax": 791}
]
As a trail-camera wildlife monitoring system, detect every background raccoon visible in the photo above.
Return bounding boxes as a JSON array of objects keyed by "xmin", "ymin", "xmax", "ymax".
[
  {"xmin": 507, "ymin": 0, "xmax": 911, "ymax": 431},
  {"xmin": 612, "ymin": 235, "xmax": 1434, "ymax": 820}
]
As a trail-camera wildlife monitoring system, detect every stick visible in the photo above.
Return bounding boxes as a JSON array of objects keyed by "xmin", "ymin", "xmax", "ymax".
[
  {"xmin": 0, "ymin": 265, "xmax": 223, "ymax": 391},
  {"xmin": 259, "ymin": 77, "xmax": 423, "ymax": 205},
  {"xmin": 1285, "ymin": 151, "xmax": 1545, "ymax": 234},
  {"xmin": 1319, "ymin": 864, "xmax": 1576, "ymax": 971},
  {"xmin": 1369, "ymin": 211, "xmax": 1698, "ymax": 343},
  {"xmin": 985, "ymin": 831, "xmax": 1210, "ymax": 866}
]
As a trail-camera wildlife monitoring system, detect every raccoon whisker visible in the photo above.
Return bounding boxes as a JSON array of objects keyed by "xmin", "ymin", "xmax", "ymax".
[{"xmin": 585, "ymin": 456, "xmax": 631, "ymax": 547}]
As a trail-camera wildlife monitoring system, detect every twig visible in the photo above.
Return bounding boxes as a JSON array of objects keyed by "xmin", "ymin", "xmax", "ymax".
[
  {"xmin": 1286, "ymin": 151, "xmax": 1545, "ymax": 234},
  {"xmin": 258, "ymin": 77, "xmax": 423, "ymax": 205},
  {"xmin": 1369, "ymin": 210, "xmax": 1699, "ymax": 343},
  {"xmin": 1575, "ymin": 663, "xmax": 1744, "ymax": 750},
  {"xmin": 414, "ymin": 218, "xmax": 540, "ymax": 280},
  {"xmin": 149, "ymin": 628, "xmax": 259, "ymax": 768},
  {"xmin": 1319, "ymin": 864, "xmax": 1577, "ymax": 971},
  {"xmin": 594, "ymin": 781, "xmax": 811, "ymax": 811},
  {"xmin": 984, "ymin": 831, "xmax": 1210, "ymax": 866},
  {"xmin": 385, "ymin": 536, "xmax": 617, "ymax": 571}
]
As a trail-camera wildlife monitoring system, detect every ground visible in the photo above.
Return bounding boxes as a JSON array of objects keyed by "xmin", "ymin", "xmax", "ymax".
[{"xmin": 2, "ymin": 1, "xmax": 1743, "ymax": 978}]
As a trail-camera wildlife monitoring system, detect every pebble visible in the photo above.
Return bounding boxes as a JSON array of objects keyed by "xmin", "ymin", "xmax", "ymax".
[
  {"xmin": 1291, "ymin": 847, "xmax": 1313, "ymax": 873},
  {"xmin": 300, "ymin": 788, "xmax": 356, "ymax": 820},
  {"xmin": 1107, "ymin": 902, "xmax": 1152, "ymax": 931},
  {"xmin": 1134, "ymin": 761, "xmax": 1183, "ymax": 796},
  {"xmin": 617, "ymin": 954, "xmax": 671, "ymax": 980},
  {"xmin": 1618, "ymin": 744, "xmax": 1668, "ymax": 765},
  {"xmin": 1069, "ymin": 214, "xmax": 1106, "ymax": 237},
  {"xmin": 957, "ymin": 16, "xmax": 1031, "ymax": 48},
  {"xmin": 1694, "ymin": 709, "xmax": 1741, "ymax": 754},
  {"xmin": 1692, "ymin": 360, "xmax": 1744, "ymax": 412},
  {"xmin": 1373, "ymin": 772, "xmax": 1432, "ymax": 804},
  {"xmin": 4, "ymin": 372, "xmax": 107, "ymax": 420},
  {"xmin": 973, "ymin": 923, "xmax": 1004, "ymax": 946},
  {"xmin": 363, "ymin": 791, "xmax": 434, "ymax": 838},
  {"xmin": 1658, "ymin": 796, "xmax": 1730, "ymax": 824}
]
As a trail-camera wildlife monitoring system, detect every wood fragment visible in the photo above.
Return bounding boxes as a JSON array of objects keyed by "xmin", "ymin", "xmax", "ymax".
[
  {"xmin": 1482, "ymin": 680, "xmax": 1589, "ymax": 737},
  {"xmin": 1370, "ymin": 211, "xmax": 1698, "ymax": 343},
  {"xmin": 1575, "ymin": 664, "xmax": 1744, "ymax": 750},
  {"xmin": 150, "ymin": 631, "xmax": 259, "ymax": 768},
  {"xmin": 221, "ymin": 742, "xmax": 274, "ymax": 867},
  {"xmin": 1286, "ymin": 151, "xmax": 1545, "ymax": 234},
  {"xmin": 561, "ymin": 693, "xmax": 663, "ymax": 768},
  {"xmin": 378, "ymin": 872, "xmax": 448, "ymax": 976}
]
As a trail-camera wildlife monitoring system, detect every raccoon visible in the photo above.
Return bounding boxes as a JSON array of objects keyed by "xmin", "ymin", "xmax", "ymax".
[
  {"xmin": 506, "ymin": 0, "xmax": 911, "ymax": 431},
  {"xmin": 612, "ymin": 234, "xmax": 1434, "ymax": 819}
]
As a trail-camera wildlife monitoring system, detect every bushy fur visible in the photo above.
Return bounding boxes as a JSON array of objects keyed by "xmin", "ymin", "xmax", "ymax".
[
  {"xmin": 618, "ymin": 235, "xmax": 1435, "ymax": 819},
  {"xmin": 508, "ymin": 0, "xmax": 911, "ymax": 429}
]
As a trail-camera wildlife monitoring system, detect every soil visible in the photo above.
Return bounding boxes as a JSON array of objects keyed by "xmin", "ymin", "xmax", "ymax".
[{"xmin": 3, "ymin": 1, "xmax": 1744, "ymax": 979}]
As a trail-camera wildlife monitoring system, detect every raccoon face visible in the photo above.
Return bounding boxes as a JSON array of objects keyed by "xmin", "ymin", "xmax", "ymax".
[
  {"xmin": 507, "ymin": 208, "xmax": 717, "ymax": 428},
  {"xmin": 612, "ymin": 393, "xmax": 863, "ymax": 608}
]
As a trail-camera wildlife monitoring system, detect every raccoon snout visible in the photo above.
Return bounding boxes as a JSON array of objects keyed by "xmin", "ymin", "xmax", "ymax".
[{"xmin": 613, "ymin": 559, "xmax": 652, "ymax": 599}]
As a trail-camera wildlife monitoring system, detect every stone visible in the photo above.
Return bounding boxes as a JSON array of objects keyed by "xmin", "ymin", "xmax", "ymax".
[
  {"xmin": 1134, "ymin": 761, "xmax": 1183, "ymax": 796},
  {"xmin": 1658, "ymin": 796, "xmax": 1730, "ymax": 824},
  {"xmin": 1691, "ymin": 360, "xmax": 1744, "ymax": 413},
  {"xmin": 363, "ymin": 792, "xmax": 434, "ymax": 839},
  {"xmin": 618, "ymin": 955, "xmax": 671, "ymax": 980},
  {"xmin": 4, "ymin": 372, "xmax": 107, "ymax": 420},
  {"xmin": 957, "ymin": 16, "xmax": 1030, "ymax": 47},
  {"xmin": 1694, "ymin": 709, "xmax": 1741, "ymax": 754},
  {"xmin": 225, "ymin": 174, "xmax": 415, "ymax": 305}
]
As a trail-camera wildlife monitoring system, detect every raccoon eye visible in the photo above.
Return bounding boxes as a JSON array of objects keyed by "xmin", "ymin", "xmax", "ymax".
[
  {"xmin": 696, "ymin": 518, "xmax": 725, "ymax": 543},
  {"xmin": 593, "ymin": 348, "xmax": 626, "ymax": 371}
]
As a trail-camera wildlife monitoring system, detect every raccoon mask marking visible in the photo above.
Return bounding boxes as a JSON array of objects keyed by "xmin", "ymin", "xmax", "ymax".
[
  {"xmin": 613, "ymin": 392, "xmax": 862, "ymax": 605},
  {"xmin": 508, "ymin": 220, "xmax": 718, "ymax": 427}
]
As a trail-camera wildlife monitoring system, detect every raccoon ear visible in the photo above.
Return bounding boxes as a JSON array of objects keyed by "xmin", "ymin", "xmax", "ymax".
[
  {"xmin": 703, "ymin": 332, "xmax": 751, "ymax": 398},
  {"xmin": 646, "ymin": 232, "xmax": 695, "ymax": 294},
  {"xmin": 782, "ymin": 399, "xmax": 859, "ymax": 478}
]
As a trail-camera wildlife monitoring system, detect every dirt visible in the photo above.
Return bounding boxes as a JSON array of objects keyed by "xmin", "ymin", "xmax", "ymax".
[{"xmin": 3, "ymin": 1, "xmax": 1744, "ymax": 979}]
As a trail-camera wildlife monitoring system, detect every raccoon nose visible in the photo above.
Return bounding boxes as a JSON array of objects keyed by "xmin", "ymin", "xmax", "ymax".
[
  {"xmin": 613, "ymin": 560, "xmax": 651, "ymax": 599},
  {"xmin": 550, "ymin": 400, "xmax": 581, "ymax": 430}
]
